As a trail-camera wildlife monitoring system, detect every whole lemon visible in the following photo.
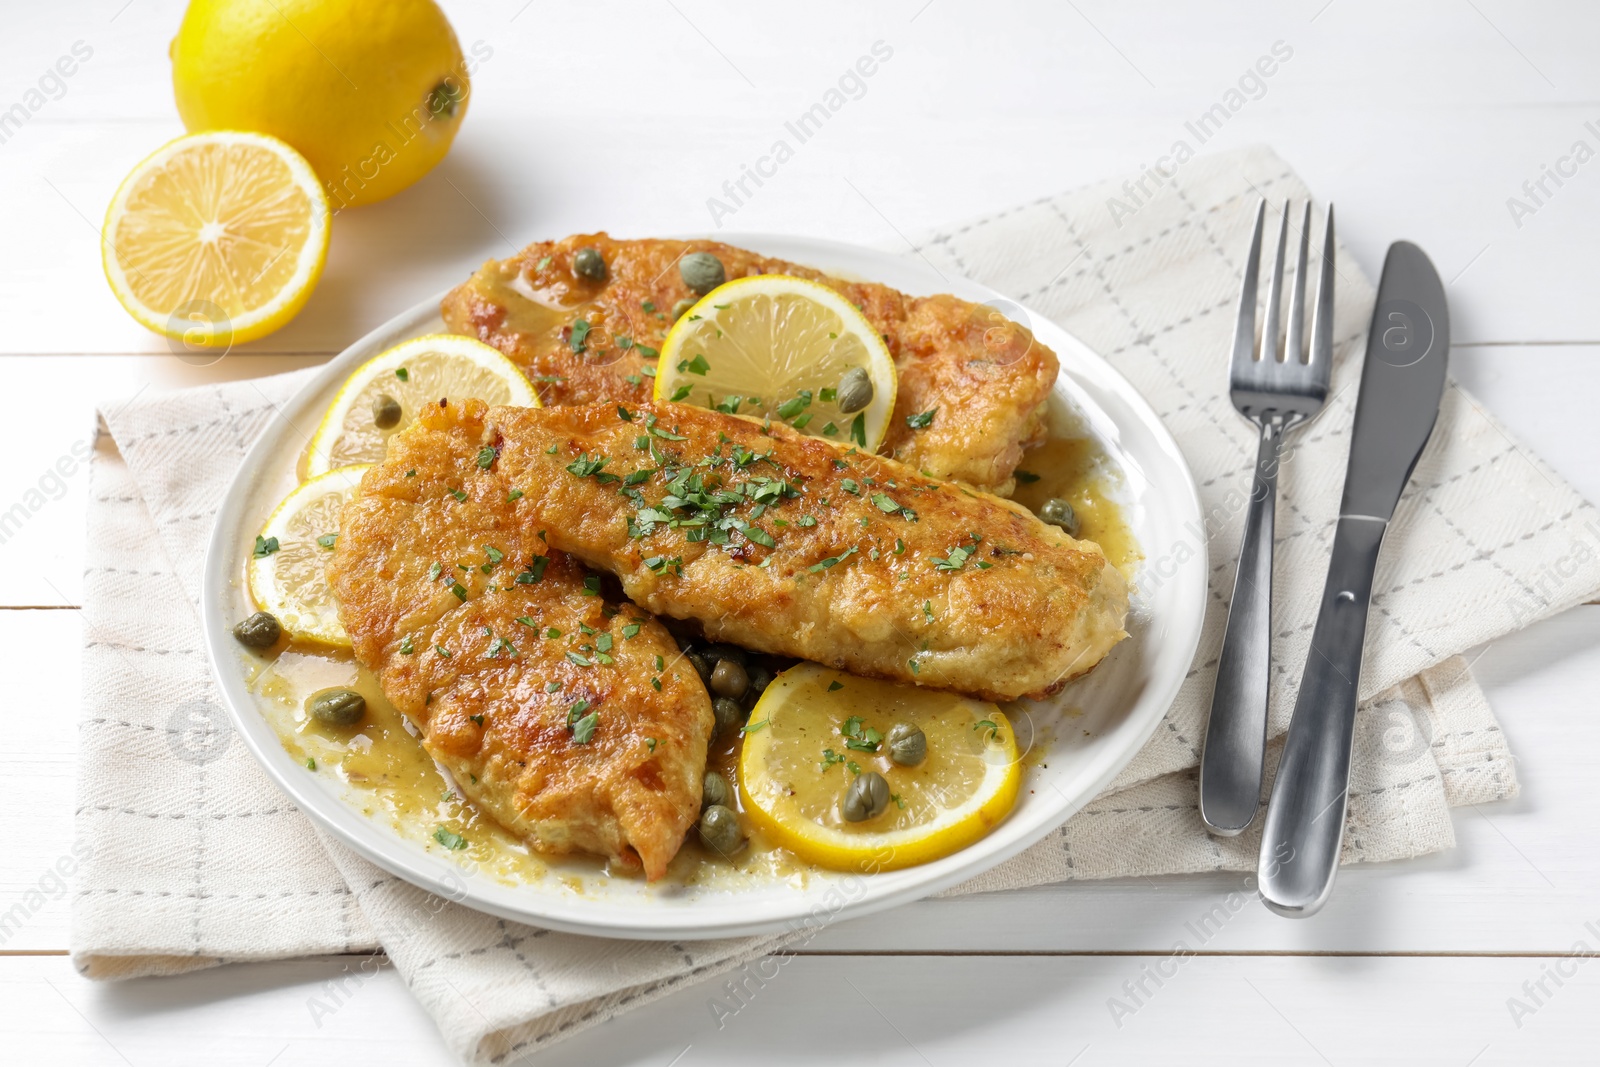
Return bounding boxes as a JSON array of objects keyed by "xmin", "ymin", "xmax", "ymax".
[{"xmin": 171, "ymin": 0, "xmax": 476, "ymax": 209}]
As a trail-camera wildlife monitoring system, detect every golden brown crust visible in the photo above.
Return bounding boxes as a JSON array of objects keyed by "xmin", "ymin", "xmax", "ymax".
[
  {"xmin": 328, "ymin": 400, "xmax": 713, "ymax": 880},
  {"xmin": 439, "ymin": 233, "xmax": 1058, "ymax": 494},
  {"xmin": 477, "ymin": 400, "xmax": 1128, "ymax": 702}
]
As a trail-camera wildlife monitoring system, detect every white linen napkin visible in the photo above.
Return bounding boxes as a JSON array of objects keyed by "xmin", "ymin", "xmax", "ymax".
[{"xmin": 73, "ymin": 145, "xmax": 1596, "ymax": 1064}]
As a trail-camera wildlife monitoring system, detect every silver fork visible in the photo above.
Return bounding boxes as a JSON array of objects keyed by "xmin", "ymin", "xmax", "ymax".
[{"xmin": 1198, "ymin": 199, "xmax": 1334, "ymax": 837}]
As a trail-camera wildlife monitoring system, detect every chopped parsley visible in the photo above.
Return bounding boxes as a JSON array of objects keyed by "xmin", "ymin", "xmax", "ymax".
[
  {"xmin": 808, "ymin": 546, "xmax": 858, "ymax": 573},
  {"xmin": 400, "ymin": 634, "xmax": 415, "ymax": 655},
  {"xmin": 395, "ymin": 367, "xmax": 409, "ymax": 382},
  {"xmin": 252, "ymin": 535, "xmax": 280, "ymax": 558},
  {"xmin": 432, "ymin": 826, "xmax": 467, "ymax": 850},
  {"xmin": 506, "ymin": 488, "xmax": 524, "ymax": 502},
  {"xmin": 906, "ymin": 408, "xmax": 937, "ymax": 429},
  {"xmin": 776, "ymin": 390, "xmax": 812, "ymax": 419},
  {"xmin": 516, "ymin": 556, "xmax": 550, "ymax": 584},
  {"xmin": 569, "ymin": 318, "xmax": 592, "ymax": 353},
  {"xmin": 582, "ymin": 575, "xmax": 601, "ymax": 597},
  {"xmin": 828, "ymin": 680, "xmax": 844, "ymax": 692},
  {"xmin": 449, "ymin": 488, "xmax": 468, "ymax": 502},
  {"xmin": 450, "ymin": 582, "xmax": 468, "ymax": 601},
  {"xmin": 1014, "ymin": 469, "xmax": 1041, "ymax": 484},
  {"xmin": 842, "ymin": 716, "xmax": 882, "ymax": 752},
  {"xmin": 567, "ymin": 452, "xmax": 609, "ymax": 479},
  {"xmin": 476, "ymin": 446, "xmax": 497, "ymax": 469},
  {"xmin": 316, "ymin": 533, "xmax": 338, "ymax": 549},
  {"xmin": 849, "ymin": 414, "xmax": 867, "ymax": 447}
]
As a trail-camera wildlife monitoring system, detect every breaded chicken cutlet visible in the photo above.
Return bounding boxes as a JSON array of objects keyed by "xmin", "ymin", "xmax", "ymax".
[
  {"xmin": 441, "ymin": 234, "xmax": 1058, "ymax": 495},
  {"xmin": 328, "ymin": 400, "xmax": 714, "ymax": 880},
  {"xmin": 458, "ymin": 399, "xmax": 1128, "ymax": 703}
]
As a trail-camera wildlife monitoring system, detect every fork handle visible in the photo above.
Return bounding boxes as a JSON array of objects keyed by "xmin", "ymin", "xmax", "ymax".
[{"xmin": 1199, "ymin": 420, "xmax": 1283, "ymax": 836}]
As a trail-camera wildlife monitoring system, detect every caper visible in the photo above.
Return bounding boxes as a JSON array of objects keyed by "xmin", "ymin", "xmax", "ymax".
[
  {"xmin": 699, "ymin": 804, "xmax": 743, "ymax": 854},
  {"xmin": 679, "ymin": 251, "xmax": 726, "ymax": 295},
  {"xmin": 688, "ymin": 649, "xmax": 715, "ymax": 683},
  {"xmin": 742, "ymin": 665, "xmax": 774, "ymax": 710},
  {"xmin": 702, "ymin": 771, "xmax": 732, "ymax": 810},
  {"xmin": 231, "ymin": 611, "xmax": 281, "ymax": 648},
  {"xmin": 886, "ymin": 722, "xmax": 927, "ymax": 767},
  {"xmin": 712, "ymin": 696, "xmax": 743, "ymax": 735},
  {"xmin": 842, "ymin": 771, "xmax": 891, "ymax": 822},
  {"xmin": 836, "ymin": 367, "xmax": 874, "ymax": 414},
  {"xmin": 573, "ymin": 246, "xmax": 607, "ymax": 282},
  {"xmin": 308, "ymin": 688, "xmax": 366, "ymax": 727},
  {"xmin": 1038, "ymin": 497, "xmax": 1078, "ymax": 536},
  {"xmin": 710, "ymin": 658, "xmax": 749, "ymax": 700},
  {"xmin": 371, "ymin": 393, "xmax": 402, "ymax": 430}
]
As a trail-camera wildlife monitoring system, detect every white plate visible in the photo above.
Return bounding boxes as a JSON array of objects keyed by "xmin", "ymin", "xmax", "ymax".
[{"xmin": 201, "ymin": 234, "xmax": 1206, "ymax": 941}]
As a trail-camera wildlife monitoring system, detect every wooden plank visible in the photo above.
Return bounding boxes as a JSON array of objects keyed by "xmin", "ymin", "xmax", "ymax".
[
  {"xmin": 2, "ymin": 3, "xmax": 1600, "ymax": 353},
  {"xmin": 5, "ymin": 951, "xmax": 1599, "ymax": 1065},
  {"xmin": 0, "ymin": 336, "xmax": 1593, "ymax": 609},
  {"xmin": 5, "ymin": 604, "xmax": 1598, "ymax": 955},
  {"xmin": 0, "ymin": 354, "xmax": 325, "ymax": 607}
]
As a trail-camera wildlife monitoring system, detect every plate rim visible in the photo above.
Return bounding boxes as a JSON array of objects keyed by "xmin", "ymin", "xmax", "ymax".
[{"xmin": 201, "ymin": 233, "xmax": 1207, "ymax": 940}]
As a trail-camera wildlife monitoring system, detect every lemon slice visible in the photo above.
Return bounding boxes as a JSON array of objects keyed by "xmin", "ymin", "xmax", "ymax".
[
  {"xmin": 102, "ymin": 131, "xmax": 330, "ymax": 347},
  {"xmin": 738, "ymin": 663, "xmax": 1020, "ymax": 872},
  {"xmin": 247, "ymin": 464, "xmax": 371, "ymax": 648},
  {"xmin": 305, "ymin": 334, "xmax": 538, "ymax": 476},
  {"xmin": 654, "ymin": 275, "xmax": 898, "ymax": 451}
]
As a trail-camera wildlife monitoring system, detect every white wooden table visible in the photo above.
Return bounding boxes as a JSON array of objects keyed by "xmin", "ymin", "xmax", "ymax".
[{"xmin": 6, "ymin": 1, "xmax": 1599, "ymax": 1062}]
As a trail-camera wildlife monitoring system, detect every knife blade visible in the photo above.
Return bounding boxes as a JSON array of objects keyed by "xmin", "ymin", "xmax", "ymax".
[{"xmin": 1257, "ymin": 241, "xmax": 1449, "ymax": 917}]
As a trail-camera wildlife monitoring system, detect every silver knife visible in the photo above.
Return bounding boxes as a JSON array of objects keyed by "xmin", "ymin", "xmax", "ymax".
[{"xmin": 1257, "ymin": 241, "xmax": 1449, "ymax": 917}]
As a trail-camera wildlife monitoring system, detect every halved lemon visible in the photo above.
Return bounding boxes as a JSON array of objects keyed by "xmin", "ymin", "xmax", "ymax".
[
  {"xmin": 738, "ymin": 663, "xmax": 1020, "ymax": 872},
  {"xmin": 305, "ymin": 335, "xmax": 537, "ymax": 476},
  {"xmin": 102, "ymin": 131, "xmax": 330, "ymax": 346},
  {"xmin": 247, "ymin": 464, "xmax": 370, "ymax": 648},
  {"xmin": 654, "ymin": 275, "xmax": 898, "ymax": 452}
]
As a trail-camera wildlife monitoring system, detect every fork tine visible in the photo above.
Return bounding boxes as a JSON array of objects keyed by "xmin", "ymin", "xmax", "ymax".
[
  {"xmin": 1259, "ymin": 202, "xmax": 1290, "ymax": 364},
  {"xmin": 1285, "ymin": 202, "xmax": 1311, "ymax": 364},
  {"xmin": 1232, "ymin": 200, "xmax": 1266, "ymax": 370},
  {"xmin": 1308, "ymin": 203, "xmax": 1335, "ymax": 385}
]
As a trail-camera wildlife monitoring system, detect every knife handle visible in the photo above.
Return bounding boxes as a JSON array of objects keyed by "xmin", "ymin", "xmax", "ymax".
[
  {"xmin": 1199, "ymin": 421, "xmax": 1282, "ymax": 836},
  {"xmin": 1258, "ymin": 515, "xmax": 1387, "ymax": 917}
]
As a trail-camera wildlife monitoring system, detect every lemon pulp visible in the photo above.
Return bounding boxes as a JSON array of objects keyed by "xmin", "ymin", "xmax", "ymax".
[
  {"xmin": 738, "ymin": 663, "xmax": 1020, "ymax": 872},
  {"xmin": 247, "ymin": 464, "xmax": 369, "ymax": 647},
  {"xmin": 655, "ymin": 275, "xmax": 898, "ymax": 451},
  {"xmin": 103, "ymin": 131, "xmax": 329, "ymax": 345},
  {"xmin": 305, "ymin": 335, "xmax": 537, "ymax": 476}
]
